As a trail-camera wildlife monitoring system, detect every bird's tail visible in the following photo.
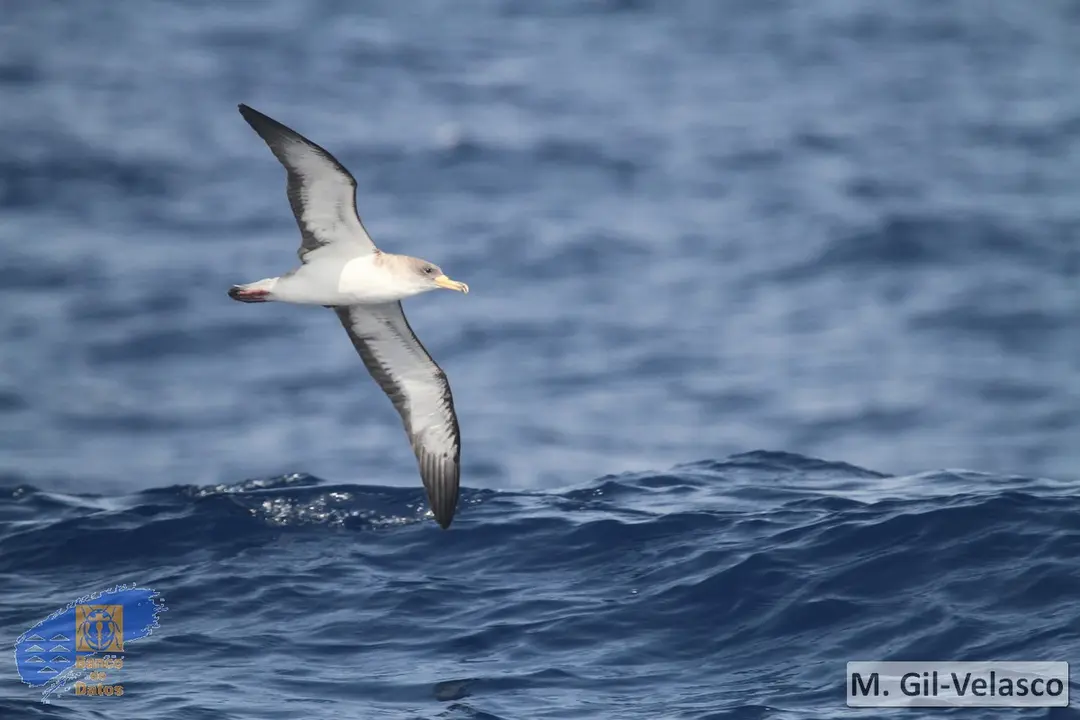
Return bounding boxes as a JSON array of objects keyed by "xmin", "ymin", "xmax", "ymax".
[{"xmin": 228, "ymin": 277, "xmax": 278, "ymax": 303}]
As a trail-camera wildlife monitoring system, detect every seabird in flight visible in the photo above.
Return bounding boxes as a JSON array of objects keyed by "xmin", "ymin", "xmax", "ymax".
[{"xmin": 228, "ymin": 103, "xmax": 469, "ymax": 529}]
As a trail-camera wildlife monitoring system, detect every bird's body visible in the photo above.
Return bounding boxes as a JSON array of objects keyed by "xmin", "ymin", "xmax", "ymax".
[
  {"xmin": 236, "ymin": 252, "xmax": 458, "ymax": 306},
  {"xmin": 229, "ymin": 103, "xmax": 469, "ymax": 529}
]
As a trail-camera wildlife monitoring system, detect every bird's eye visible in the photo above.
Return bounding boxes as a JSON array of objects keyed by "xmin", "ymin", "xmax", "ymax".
[{"xmin": 424, "ymin": 266, "xmax": 434, "ymax": 274}]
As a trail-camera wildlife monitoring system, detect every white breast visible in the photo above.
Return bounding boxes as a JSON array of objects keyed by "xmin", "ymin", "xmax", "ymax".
[{"xmin": 337, "ymin": 255, "xmax": 418, "ymax": 304}]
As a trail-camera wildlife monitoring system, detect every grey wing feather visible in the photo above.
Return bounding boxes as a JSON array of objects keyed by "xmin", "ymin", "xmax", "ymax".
[
  {"xmin": 334, "ymin": 303, "xmax": 461, "ymax": 528},
  {"xmin": 238, "ymin": 104, "xmax": 377, "ymax": 260}
]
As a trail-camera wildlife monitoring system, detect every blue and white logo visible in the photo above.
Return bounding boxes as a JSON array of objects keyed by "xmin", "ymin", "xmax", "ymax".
[{"xmin": 13, "ymin": 584, "xmax": 167, "ymax": 702}]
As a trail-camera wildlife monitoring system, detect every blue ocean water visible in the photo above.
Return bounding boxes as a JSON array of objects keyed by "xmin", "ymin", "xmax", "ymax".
[
  {"xmin": 2, "ymin": 454, "xmax": 1080, "ymax": 718},
  {"xmin": 1, "ymin": 1, "xmax": 1079, "ymax": 718}
]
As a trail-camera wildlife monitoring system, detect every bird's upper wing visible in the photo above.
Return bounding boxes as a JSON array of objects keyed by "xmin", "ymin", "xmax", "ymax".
[
  {"xmin": 238, "ymin": 103, "xmax": 377, "ymax": 261},
  {"xmin": 334, "ymin": 303, "xmax": 461, "ymax": 528}
]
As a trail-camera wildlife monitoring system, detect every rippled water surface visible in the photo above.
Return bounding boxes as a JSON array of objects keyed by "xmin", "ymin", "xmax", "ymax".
[{"xmin": 1, "ymin": 2, "xmax": 1078, "ymax": 718}]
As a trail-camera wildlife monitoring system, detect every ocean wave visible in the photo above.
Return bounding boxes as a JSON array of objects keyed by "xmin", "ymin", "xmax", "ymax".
[{"xmin": 2, "ymin": 452, "xmax": 1078, "ymax": 718}]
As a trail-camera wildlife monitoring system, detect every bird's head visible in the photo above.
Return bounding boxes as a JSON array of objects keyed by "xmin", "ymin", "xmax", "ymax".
[{"xmin": 409, "ymin": 258, "xmax": 469, "ymax": 295}]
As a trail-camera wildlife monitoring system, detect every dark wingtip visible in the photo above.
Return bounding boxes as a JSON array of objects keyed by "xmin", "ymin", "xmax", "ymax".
[
  {"xmin": 237, "ymin": 103, "xmax": 264, "ymax": 126},
  {"xmin": 422, "ymin": 454, "xmax": 460, "ymax": 530},
  {"xmin": 431, "ymin": 491, "xmax": 457, "ymax": 529},
  {"xmin": 237, "ymin": 103, "xmax": 278, "ymax": 131}
]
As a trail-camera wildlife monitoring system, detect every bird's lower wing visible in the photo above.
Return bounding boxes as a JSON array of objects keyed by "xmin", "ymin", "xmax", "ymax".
[{"xmin": 334, "ymin": 303, "xmax": 461, "ymax": 528}]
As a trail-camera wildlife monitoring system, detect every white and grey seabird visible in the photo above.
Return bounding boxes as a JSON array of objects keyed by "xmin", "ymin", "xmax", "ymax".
[{"xmin": 229, "ymin": 104, "xmax": 469, "ymax": 529}]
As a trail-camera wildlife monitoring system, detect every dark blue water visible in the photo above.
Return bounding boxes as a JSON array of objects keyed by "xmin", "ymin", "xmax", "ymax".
[
  {"xmin": 2, "ymin": 454, "xmax": 1079, "ymax": 718},
  {"xmin": 1, "ymin": 1, "xmax": 1079, "ymax": 718}
]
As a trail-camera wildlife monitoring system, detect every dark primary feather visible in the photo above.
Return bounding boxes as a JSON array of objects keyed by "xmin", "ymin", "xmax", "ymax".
[
  {"xmin": 334, "ymin": 303, "xmax": 461, "ymax": 529},
  {"xmin": 237, "ymin": 103, "xmax": 377, "ymax": 260}
]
